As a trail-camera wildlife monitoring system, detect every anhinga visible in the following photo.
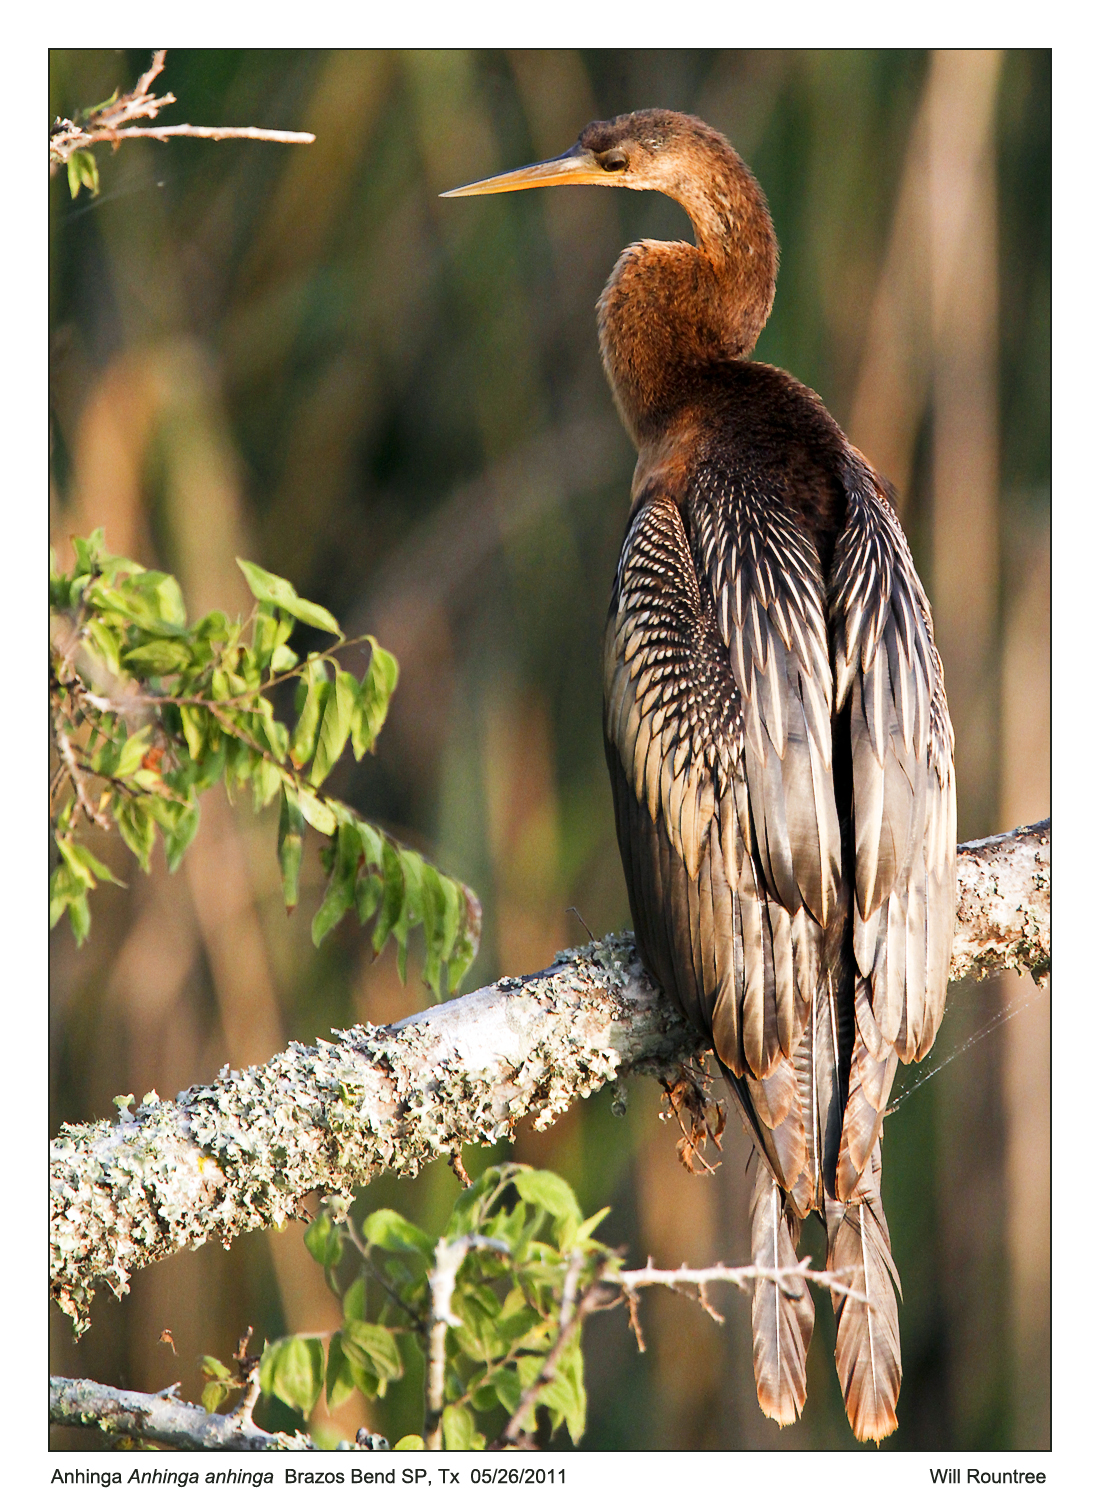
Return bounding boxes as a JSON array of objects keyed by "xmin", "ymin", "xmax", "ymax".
[{"xmin": 444, "ymin": 109, "xmax": 956, "ymax": 1444}]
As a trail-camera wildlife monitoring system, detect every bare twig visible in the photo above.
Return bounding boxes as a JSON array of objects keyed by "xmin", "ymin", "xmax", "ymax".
[
  {"xmin": 608, "ymin": 1254, "xmax": 872, "ymax": 1307},
  {"xmin": 51, "ymin": 698, "xmax": 111, "ymax": 832},
  {"xmin": 50, "ymin": 50, "xmax": 314, "ymax": 171}
]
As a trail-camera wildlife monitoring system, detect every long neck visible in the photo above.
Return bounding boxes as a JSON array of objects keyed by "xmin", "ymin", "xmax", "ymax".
[{"xmin": 596, "ymin": 146, "xmax": 778, "ymax": 447}]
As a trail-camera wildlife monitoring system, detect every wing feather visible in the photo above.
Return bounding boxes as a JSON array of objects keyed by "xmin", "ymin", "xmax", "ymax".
[
  {"xmin": 826, "ymin": 1148, "xmax": 902, "ymax": 1444},
  {"xmin": 750, "ymin": 1157, "xmax": 815, "ymax": 1428},
  {"xmin": 831, "ymin": 467, "xmax": 957, "ymax": 1067}
]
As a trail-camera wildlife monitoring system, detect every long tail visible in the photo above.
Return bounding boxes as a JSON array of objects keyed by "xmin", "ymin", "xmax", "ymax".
[
  {"xmin": 825, "ymin": 1143, "xmax": 902, "ymax": 1443},
  {"xmin": 749, "ymin": 1153, "xmax": 815, "ymax": 1426}
]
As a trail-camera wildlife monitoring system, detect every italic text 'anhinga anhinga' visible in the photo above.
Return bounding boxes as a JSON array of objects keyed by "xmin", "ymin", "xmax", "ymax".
[{"xmin": 444, "ymin": 109, "xmax": 957, "ymax": 1445}]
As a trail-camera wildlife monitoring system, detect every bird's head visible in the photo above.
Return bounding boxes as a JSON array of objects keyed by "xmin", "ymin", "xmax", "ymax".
[
  {"xmin": 441, "ymin": 108, "xmax": 771, "ymax": 267},
  {"xmin": 443, "ymin": 109, "xmax": 730, "ymax": 205}
]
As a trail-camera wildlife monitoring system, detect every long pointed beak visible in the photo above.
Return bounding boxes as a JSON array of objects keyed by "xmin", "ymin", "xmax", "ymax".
[{"xmin": 441, "ymin": 144, "xmax": 610, "ymax": 197}]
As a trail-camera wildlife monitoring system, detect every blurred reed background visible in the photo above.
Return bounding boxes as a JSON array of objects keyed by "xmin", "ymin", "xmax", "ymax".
[{"xmin": 49, "ymin": 49, "xmax": 1050, "ymax": 1451}]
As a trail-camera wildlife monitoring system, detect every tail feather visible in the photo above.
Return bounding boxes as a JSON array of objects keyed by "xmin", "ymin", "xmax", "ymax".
[
  {"xmin": 750, "ymin": 1155, "xmax": 815, "ymax": 1427},
  {"xmin": 826, "ymin": 1147, "xmax": 902, "ymax": 1443}
]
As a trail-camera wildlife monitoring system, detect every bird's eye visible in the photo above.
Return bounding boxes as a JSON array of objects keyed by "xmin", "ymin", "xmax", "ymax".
[{"xmin": 600, "ymin": 149, "xmax": 628, "ymax": 172}]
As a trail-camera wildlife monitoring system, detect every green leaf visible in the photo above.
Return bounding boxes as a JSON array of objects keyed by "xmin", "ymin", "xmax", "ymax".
[
  {"xmin": 84, "ymin": 617, "xmax": 122, "ymax": 676},
  {"xmin": 574, "ymin": 1207, "xmax": 613, "ymax": 1248},
  {"xmin": 56, "ymin": 837, "xmax": 125, "ymax": 890},
  {"xmin": 370, "ymin": 838, "xmax": 406, "ymax": 959},
  {"xmin": 394, "ymin": 847, "xmax": 424, "ymax": 946},
  {"xmin": 123, "ymin": 639, "xmax": 193, "ymax": 675},
  {"xmin": 447, "ymin": 887, "xmax": 481, "ymax": 993},
  {"xmin": 179, "ymin": 705, "xmax": 207, "ymax": 761},
  {"xmin": 97, "ymin": 570, "xmax": 186, "ymax": 632},
  {"xmin": 419, "ymin": 862, "xmax": 445, "ymax": 996},
  {"xmin": 355, "ymin": 867, "xmax": 383, "ymax": 925},
  {"xmin": 162, "ymin": 802, "xmax": 200, "ymax": 873},
  {"xmin": 356, "ymin": 820, "xmax": 384, "ymax": 866},
  {"xmin": 201, "ymin": 1381, "xmax": 231, "ymax": 1414},
  {"xmin": 80, "ymin": 87, "xmax": 119, "ymax": 119},
  {"xmin": 201, "ymin": 1356, "xmax": 232, "ymax": 1382},
  {"xmin": 342, "ymin": 1276, "xmax": 368, "ymax": 1324},
  {"xmin": 114, "ymin": 728, "xmax": 153, "ymax": 780},
  {"xmin": 297, "ymin": 786, "xmax": 337, "ymax": 836},
  {"xmin": 394, "ymin": 1435, "xmax": 425, "ymax": 1451},
  {"xmin": 195, "ymin": 609, "xmax": 231, "ymax": 642},
  {"xmin": 68, "ymin": 893, "xmax": 92, "ymax": 945},
  {"xmin": 489, "ymin": 1367, "xmax": 522, "ymax": 1414},
  {"xmin": 470, "ymin": 1380, "xmax": 500, "ymax": 1413},
  {"xmin": 310, "ymin": 670, "xmax": 359, "ymax": 788},
  {"xmin": 67, "ymin": 148, "xmax": 100, "ymax": 200},
  {"xmin": 236, "ymin": 559, "xmax": 342, "ymax": 636},
  {"xmin": 513, "ymin": 1170, "xmax": 582, "ymax": 1230},
  {"xmin": 324, "ymin": 1333, "xmax": 357, "ymax": 1410},
  {"xmin": 68, "ymin": 894, "xmax": 91, "ymax": 942},
  {"xmin": 115, "ymin": 798, "xmax": 157, "ymax": 873},
  {"xmin": 251, "ymin": 757, "xmax": 283, "ymax": 813},
  {"xmin": 290, "ymin": 659, "xmax": 331, "ymax": 770},
  {"xmin": 351, "ymin": 639, "xmax": 400, "ymax": 758},
  {"xmin": 311, "ymin": 817, "xmax": 362, "ymax": 945},
  {"xmin": 342, "ymin": 1321, "xmax": 404, "ymax": 1386},
  {"xmin": 277, "ymin": 785, "xmax": 305, "ymax": 911},
  {"xmin": 304, "ymin": 1211, "xmax": 343, "ymax": 1268},
  {"xmin": 540, "ymin": 1333, "xmax": 587, "ymax": 1443},
  {"xmin": 259, "ymin": 1336, "xmax": 324, "ymax": 1417},
  {"xmin": 361, "ymin": 1208, "xmax": 435, "ymax": 1259},
  {"xmin": 49, "ymin": 864, "xmax": 78, "ymax": 928},
  {"xmin": 442, "ymin": 1403, "xmax": 483, "ymax": 1451}
]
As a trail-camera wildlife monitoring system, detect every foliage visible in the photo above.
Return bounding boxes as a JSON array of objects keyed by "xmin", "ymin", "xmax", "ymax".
[
  {"xmin": 49, "ymin": 530, "xmax": 480, "ymax": 998},
  {"xmin": 203, "ymin": 1165, "xmax": 617, "ymax": 1449}
]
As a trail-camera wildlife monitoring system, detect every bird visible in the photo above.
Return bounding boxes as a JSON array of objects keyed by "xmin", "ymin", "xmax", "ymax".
[{"xmin": 444, "ymin": 108, "xmax": 957, "ymax": 1444}]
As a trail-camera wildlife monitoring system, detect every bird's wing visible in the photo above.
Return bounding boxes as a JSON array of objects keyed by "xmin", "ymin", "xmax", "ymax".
[
  {"xmin": 829, "ymin": 468, "xmax": 957, "ymax": 1187},
  {"xmin": 831, "ymin": 473, "xmax": 957, "ymax": 1054},
  {"xmin": 604, "ymin": 478, "xmax": 843, "ymax": 1183}
]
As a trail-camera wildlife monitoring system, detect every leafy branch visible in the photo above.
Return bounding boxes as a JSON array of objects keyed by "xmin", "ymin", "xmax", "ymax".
[
  {"xmin": 49, "ymin": 529, "xmax": 480, "ymax": 998},
  {"xmin": 49, "ymin": 50, "xmax": 315, "ymax": 200},
  {"xmin": 203, "ymin": 1165, "xmax": 609, "ymax": 1450}
]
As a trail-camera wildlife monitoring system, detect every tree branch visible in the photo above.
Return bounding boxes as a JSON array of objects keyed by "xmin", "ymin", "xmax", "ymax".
[
  {"xmin": 51, "ymin": 820, "xmax": 1049, "ymax": 1338},
  {"xmin": 48, "ymin": 1374, "xmax": 378, "ymax": 1451},
  {"xmin": 49, "ymin": 49, "xmax": 314, "ymax": 171}
]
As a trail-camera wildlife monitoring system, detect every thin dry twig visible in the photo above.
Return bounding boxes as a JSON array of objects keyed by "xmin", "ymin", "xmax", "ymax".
[
  {"xmin": 49, "ymin": 50, "xmax": 314, "ymax": 171},
  {"xmin": 450, "ymin": 1148, "xmax": 472, "ymax": 1188},
  {"xmin": 609, "ymin": 1255, "xmax": 872, "ymax": 1305},
  {"xmin": 51, "ymin": 693, "xmax": 112, "ymax": 832}
]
